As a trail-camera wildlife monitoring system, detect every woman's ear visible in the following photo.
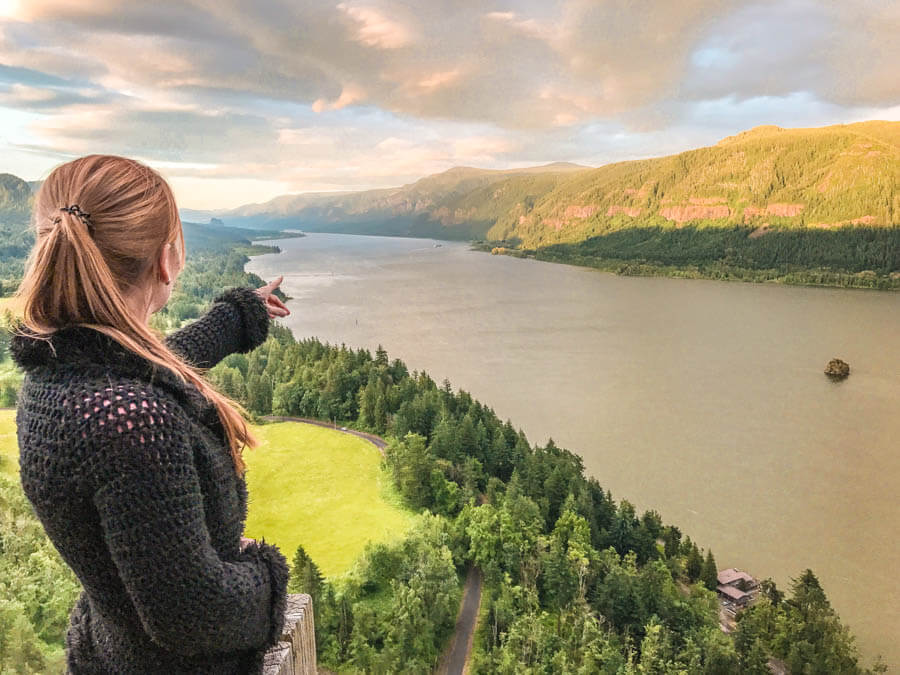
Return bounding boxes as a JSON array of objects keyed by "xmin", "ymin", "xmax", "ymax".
[{"xmin": 157, "ymin": 243, "xmax": 174, "ymax": 286}]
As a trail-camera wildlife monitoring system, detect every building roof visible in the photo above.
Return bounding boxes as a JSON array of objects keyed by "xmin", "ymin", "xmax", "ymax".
[
  {"xmin": 717, "ymin": 584, "xmax": 752, "ymax": 601},
  {"xmin": 718, "ymin": 568, "xmax": 756, "ymax": 586}
]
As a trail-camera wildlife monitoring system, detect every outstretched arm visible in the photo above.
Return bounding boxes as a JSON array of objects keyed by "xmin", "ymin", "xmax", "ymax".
[{"xmin": 164, "ymin": 281, "xmax": 287, "ymax": 369}]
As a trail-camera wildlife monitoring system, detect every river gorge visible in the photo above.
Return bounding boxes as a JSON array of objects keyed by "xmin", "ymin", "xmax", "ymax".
[{"xmin": 247, "ymin": 232, "xmax": 900, "ymax": 666}]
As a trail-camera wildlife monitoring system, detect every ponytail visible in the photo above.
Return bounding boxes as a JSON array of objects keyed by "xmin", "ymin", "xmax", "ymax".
[{"xmin": 15, "ymin": 155, "xmax": 255, "ymax": 477}]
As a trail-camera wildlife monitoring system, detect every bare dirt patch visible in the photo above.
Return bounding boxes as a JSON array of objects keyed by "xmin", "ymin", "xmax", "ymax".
[
  {"xmin": 749, "ymin": 223, "xmax": 771, "ymax": 238},
  {"xmin": 659, "ymin": 204, "xmax": 731, "ymax": 223},
  {"xmin": 564, "ymin": 205, "xmax": 599, "ymax": 219}
]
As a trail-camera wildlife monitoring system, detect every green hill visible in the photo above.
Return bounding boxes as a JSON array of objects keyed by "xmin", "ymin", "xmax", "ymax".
[
  {"xmin": 493, "ymin": 121, "xmax": 898, "ymax": 247},
  {"xmin": 3, "ymin": 121, "xmax": 898, "ymax": 287},
  {"xmin": 0, "ymin": 173, "xmax": 32, "ymax": 221}
]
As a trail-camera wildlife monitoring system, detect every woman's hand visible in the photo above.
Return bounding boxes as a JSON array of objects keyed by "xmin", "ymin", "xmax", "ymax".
[
  {"xmin": 240, "ymin": 536, "xmax": 256, "ymax": 552},
  {"xmin": 255, "ymin": 276, "xmax": 290, "ymax": 319}
]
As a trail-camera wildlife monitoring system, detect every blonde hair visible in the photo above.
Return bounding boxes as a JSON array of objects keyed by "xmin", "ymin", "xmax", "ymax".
[{"xmin": 15, "ymin": 154, "xmax": 255, "ymax": 476}]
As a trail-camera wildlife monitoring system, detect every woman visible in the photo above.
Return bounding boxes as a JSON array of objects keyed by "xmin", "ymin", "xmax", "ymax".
[{"xmin": 10, "ymin": 155, "xmax": 292, "ymax": 673}]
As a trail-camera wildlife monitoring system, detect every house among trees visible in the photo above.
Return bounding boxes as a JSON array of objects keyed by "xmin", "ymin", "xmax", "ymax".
[{"xmin": 716, "ymin": 567, "xmax": 759, "ymax": 608}]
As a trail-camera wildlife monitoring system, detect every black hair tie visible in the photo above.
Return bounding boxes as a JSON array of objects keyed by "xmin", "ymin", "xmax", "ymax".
[{"xmin": 59, "ymin": 204, "xmax": 94, "ymax": 234}]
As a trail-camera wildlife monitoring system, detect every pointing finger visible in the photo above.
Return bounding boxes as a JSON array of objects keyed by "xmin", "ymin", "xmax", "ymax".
[{"xmin": 264, "ymin": 275, "xmax": 284, "ymax": 292}]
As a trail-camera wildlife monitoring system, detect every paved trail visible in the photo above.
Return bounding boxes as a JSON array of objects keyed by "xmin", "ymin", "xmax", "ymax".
[
  {"xmin": 260, "ymin": 415, "xmax": 386, "ymax": 457},
  {"xmin": 437, "ymin": 566, "xmax": 483, "ymax": 675}
]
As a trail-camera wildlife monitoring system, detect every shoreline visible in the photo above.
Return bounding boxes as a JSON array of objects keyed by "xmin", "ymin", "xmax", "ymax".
[
  {"xmin": 243, "ymin": 229, "xmax": 900, "ymax": 292},
  {"xmin": 472, "ymin": 242, "xmax": 900, "ymax": 292}
]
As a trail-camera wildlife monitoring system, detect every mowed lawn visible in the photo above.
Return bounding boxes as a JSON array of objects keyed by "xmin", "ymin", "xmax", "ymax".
[
  {"xmin": 0, "ymin": 409, "xmax": 17, "ymax": 478},
  {"xmin": 242, "ymin": 422, "xmax": 413, "ymax": 579},
  {"xmin": 1, "ymin": 409, "xmax": 412, "ymax": 578},
  {"xmin": 0, "ymin": 296, "xmax": 22, "ymax": 316}
]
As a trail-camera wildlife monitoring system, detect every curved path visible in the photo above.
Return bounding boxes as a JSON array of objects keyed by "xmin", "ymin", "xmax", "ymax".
[
  {"xmin": 260, "ymin": 415, "xmax": 386, "ymax": 457},
  {"xmin": 437, "ymin": 566, "xmax": 483, "ymax": 675}
]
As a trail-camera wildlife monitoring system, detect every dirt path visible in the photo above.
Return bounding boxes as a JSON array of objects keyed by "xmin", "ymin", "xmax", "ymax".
[
  {"xmin": 436, "ymin": 566, "xmax": 483, "ymax": 675},
  {"xmin": 260, "ymin": 415, "xmax": 386, "ymax": 458}
]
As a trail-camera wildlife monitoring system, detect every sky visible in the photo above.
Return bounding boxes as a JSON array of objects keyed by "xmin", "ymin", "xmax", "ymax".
[{"xmin": 0, "ymin": 0, "xmax": 898, "ymax": 210}]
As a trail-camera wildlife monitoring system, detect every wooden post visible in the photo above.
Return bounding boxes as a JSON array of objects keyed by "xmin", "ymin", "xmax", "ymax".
[{"xmin": 263, "ymin": 594, "xmax": 316, "ymax": 675}]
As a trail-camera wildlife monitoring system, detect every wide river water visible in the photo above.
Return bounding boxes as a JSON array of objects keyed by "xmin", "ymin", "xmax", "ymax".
[{"xmin": 247, "ymin": 232, "xmax": 899, "ymax": 665}]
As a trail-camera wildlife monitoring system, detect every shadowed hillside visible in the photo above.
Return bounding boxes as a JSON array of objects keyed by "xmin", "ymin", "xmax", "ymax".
[{"xmin": 185, "ymin": 162, "xmax": 590, "ymax": 238}]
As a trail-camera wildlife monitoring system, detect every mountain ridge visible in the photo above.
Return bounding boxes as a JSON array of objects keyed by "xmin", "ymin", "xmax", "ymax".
[{"xmin": 192, "ymin": 121, "xmax": 897, "ymax": 245}]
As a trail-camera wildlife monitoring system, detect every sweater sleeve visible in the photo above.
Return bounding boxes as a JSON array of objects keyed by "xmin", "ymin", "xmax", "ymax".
[
  {"xmin": 90, "ymin": 401, "xmax": 288, "ymax": 657},
  {"xmin": 164, "ymin": 287, "xmax": 269, "ymax": 369}
]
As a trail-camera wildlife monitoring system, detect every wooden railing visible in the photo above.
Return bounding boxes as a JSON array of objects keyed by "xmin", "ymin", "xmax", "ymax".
[{"xmin": 263, "ymin": 594, "xmax": 316, "ymax": 675}]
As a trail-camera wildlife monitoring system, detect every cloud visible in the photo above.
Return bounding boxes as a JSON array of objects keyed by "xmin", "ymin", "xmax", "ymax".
[
  {"xmin": 0, "ymin": 0, "xmax": 898, "ymax": 207},
  {"xmin": 312, "ymin": 85, "xmax": 366, "ymax": 113},
  {"xmin": 337, "ymin": 3, "xmax": 414, "ymax": 49},
  {"xmin": 32, "ymin": 101, "xmax": 265, "ymax": 160},
  {"xmin": 7, "ymin": 87, "xmax": 530, "ymax": 206},
  {"xmin": 3, "ymin": 0, "xmax": 897, "ymax": 129},
  {"xmin": 0, "ymin": 1, "xmax": 741, "ymax": 129},
  {"xmin": 683, "ymin": 0, "xmax": 900, "ymax": 106}
]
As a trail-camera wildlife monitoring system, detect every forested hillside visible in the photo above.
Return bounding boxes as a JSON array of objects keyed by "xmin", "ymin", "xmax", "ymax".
[
  {"xmin": 0, "ymin": 174, "xmax": 33, "ymax": 296},
  {"xmin": 214, "ymin": 324, "xmax": 883, "ymax": 673},
  {"xmin": 187, "ymin": 162, "xmax": 589, "ymax": 239},
  {"xmin": 490, "ymin": 121, "xmax": 898, "ymax": 246},
  {"xmin": 0, "ymin": 177, "xmax": 888, "ymax": 673}
]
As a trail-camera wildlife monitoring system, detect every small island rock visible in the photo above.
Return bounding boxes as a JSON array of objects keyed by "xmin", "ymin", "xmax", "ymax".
[{"xmin": 824, "ymin": 358, "xmax": 850, "ymax": 379}]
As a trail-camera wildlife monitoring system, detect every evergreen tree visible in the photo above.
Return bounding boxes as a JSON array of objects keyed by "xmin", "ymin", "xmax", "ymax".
[
  {"xmin": 700, "ymin": 549, "xmax": 718, "ymax": 591},
  {"xmin": 685, "ymin": 543, "xmax": 703, "ymax": 583},
  {"xmin": 661, "ymin": 525, "xmax": 682, "ymax": 559},
  {"xmin": 289, "ymin": 544, "xmax": 325, "ymax": 603},
  {"xmin": 373, "ymin": 389, "xmax": 388, "ymax": 434},
  {"xmin": 375, "ymin": 345, "xmax": 389, "ymax": 367}
]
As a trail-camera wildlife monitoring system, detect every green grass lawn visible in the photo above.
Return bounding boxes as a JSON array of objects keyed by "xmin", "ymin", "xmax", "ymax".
[
  {"xmin": 0, "ymin": 411, "xmax": 413, "ymax": 578},
  {"xmin": 0, "ymin": 409, "xmax": 18, "ymax": 478},
  {"xmin": 242, "ymin": 422, "xmax": 413, "ymax": 579},
  {"xmin": 0, "ymin": 296, "xmax": 21, "ymax": 315}
]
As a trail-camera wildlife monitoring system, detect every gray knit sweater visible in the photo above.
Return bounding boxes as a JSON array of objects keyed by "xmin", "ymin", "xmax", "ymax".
[{"xmin": 11, "ymin": 288, "xmax": 289, "ymax": 674}]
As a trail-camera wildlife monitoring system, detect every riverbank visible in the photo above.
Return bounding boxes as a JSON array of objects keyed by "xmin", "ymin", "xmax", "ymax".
[
  {"xmin": 472, "ymin": 224, "xmax": 900, "ymax": 291},
  {"xmin": 475, "ymin": 244, "xmax": 900, "ymax": 290}
]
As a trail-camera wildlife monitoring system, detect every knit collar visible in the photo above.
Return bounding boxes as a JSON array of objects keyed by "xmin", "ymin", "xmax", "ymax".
[{"xmin": 9, "ymin": 325, "xmax": 214, "ymax": 424}]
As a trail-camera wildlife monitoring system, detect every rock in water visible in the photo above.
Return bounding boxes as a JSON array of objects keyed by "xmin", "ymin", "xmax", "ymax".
[{"xmin": 825, "ymin": 358, "xmax": 850, "ymax": 379}]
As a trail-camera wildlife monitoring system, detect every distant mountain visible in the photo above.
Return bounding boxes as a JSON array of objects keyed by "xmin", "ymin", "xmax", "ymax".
[
  {"xmin": 192, "ymin": 162, "xmax": 591, "ymax": 239},
  {"xmin": 202, "ymin": 122, "xmax": 898, "ymax": 246}
]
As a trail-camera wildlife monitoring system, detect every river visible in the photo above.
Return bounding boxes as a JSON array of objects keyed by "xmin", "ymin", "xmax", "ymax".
[{"xmin": 246, "ymin": 232, "xmax": 900, "ymax": 666}]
